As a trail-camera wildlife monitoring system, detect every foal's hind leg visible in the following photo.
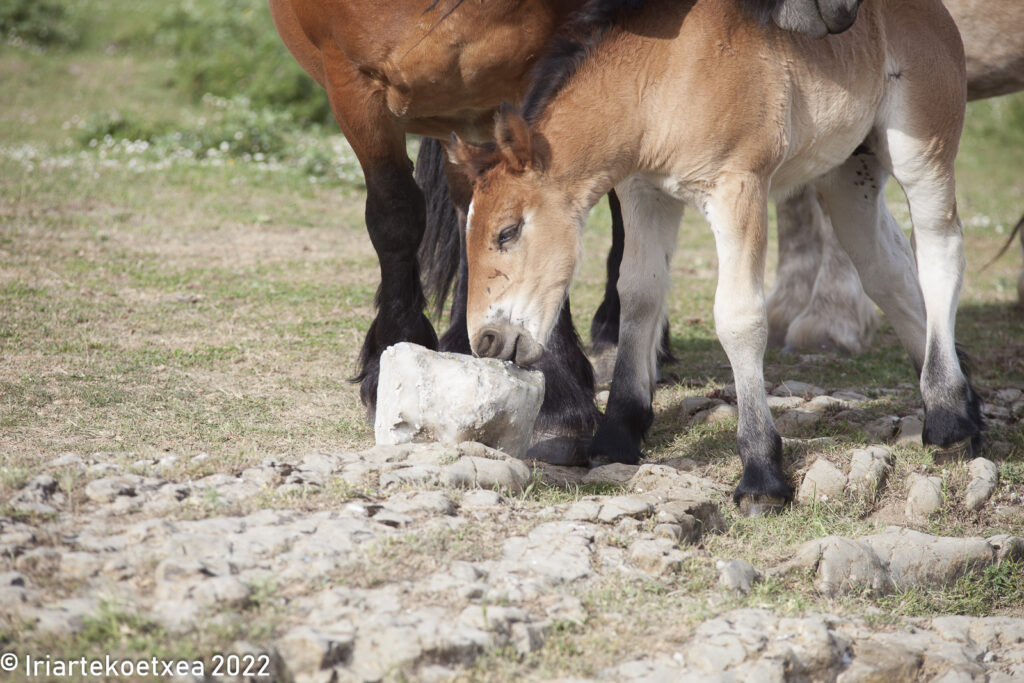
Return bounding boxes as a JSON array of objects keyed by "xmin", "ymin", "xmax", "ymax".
[{"xmin": 589, "ymin": 177, "xmax": 681, "ymax": 465}]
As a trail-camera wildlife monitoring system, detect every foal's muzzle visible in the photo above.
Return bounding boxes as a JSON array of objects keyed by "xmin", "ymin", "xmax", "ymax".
[{"xmin": 474, "ymin": 324, "xmax": 544, "ymax": 366}]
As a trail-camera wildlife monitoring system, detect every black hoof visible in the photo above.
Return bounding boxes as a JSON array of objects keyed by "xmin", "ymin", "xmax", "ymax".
[
  {"xmin": 588, "ymin": 419, "xmax": 642, "ymax": 466},
  {"xmin": 732, "ymin": 462, "xmax": 793, "ymax": 510},
  {"xmin": 525, "ymin": 432, "xmax": 588, "ymax": 467},
  {"xmin": 737, "ymin": 495, "xmax": 789, "ymax": 517}
]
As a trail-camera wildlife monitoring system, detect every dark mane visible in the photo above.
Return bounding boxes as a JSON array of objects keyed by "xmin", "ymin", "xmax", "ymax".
[
  {"xmin": 520, "ymin": 0, "xmax": 782, "ymax": 124},
  {"xmin": 521, "ymin": 0, "xmax": 645, "ymax": 124}
]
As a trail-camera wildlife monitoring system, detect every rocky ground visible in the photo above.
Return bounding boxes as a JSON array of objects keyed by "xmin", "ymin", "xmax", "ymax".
[{"xmin": 2, "ymin": 382, "xmax": 1024, "ymax": 682}]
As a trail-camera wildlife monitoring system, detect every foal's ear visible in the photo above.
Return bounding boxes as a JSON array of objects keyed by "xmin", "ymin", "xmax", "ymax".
[
  {"xmin": 446, "ymin": 133, "xmax": 499, "ymax": 183},
  {"xmin": 494, "ymin": 102, "xmax": 535, "ymax": 173}
]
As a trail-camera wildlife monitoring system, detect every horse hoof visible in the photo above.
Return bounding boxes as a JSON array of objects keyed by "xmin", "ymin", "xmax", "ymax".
[
  {"xmin": 930, "ymin": 436, "xmax": 977, "ymax": 464},
  {"xmin": 525, "ymin": 432, "xmax": 588, "ymax": 467},
  {"xmin": 737, "ymin": 495, "xmax": 789, "ymax": 517}
]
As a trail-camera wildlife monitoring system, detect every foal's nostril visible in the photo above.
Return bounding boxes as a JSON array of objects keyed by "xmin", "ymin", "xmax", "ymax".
[{"xmin": 476, "ymin": 329, "xmax": 502, "ymax": 358}]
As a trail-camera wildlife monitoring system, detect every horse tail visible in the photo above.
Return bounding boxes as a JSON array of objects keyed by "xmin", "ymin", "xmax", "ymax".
[
  {"xmin": 980, "ymin": 210, "xmax": 1024, "ymax": 271},
  {"xmin": 416, "ymin": 137, "xmax": 461, "ymax": 317}
]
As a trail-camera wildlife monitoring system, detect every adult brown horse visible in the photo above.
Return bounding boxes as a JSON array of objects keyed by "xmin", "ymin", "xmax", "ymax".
[
  {"xmin": 451, "ymin": 0, "xmax": 982, "ymax": 511},
  {"xmin": 268, "ymin": 0, "xmax": 863, "ymax": 460}
]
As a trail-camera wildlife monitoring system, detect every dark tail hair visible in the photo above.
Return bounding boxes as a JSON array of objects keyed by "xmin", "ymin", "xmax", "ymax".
[
  {"xmin": 980, "ymin": 210, "xmax": 1024, "ymax": 272},
  {"xmin": 415, "ymin": 137, "xmax": 462, "ymax": 317}
]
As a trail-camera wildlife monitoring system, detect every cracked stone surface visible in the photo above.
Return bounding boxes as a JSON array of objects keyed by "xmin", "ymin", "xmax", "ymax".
[{"xmin": 3, "ymin": 381, "xmax": 1023, "ymax": 681}]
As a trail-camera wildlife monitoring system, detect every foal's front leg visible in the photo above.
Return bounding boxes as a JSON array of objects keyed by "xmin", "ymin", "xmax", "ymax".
[
  {"xmin": 589, "ymin": 178, "xmax": 682, "ymax": 464},
  {"xmin": 709, "ymin": 174, "xmax": 793, "ymax": 513}
]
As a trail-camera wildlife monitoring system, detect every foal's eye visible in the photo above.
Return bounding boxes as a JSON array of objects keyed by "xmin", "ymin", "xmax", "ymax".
[{"xmin": 497, "ymin": 221, "xmax": 522, "ymax": 248}]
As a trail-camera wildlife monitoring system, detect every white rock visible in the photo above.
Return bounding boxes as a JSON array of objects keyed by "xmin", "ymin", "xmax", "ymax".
[
  {"xmin": 964, "ymin": 458, "xmax": 998, "ymax": 511},
  {"xmin": 896, "ymin": 416, "xmax": 924, "ymax": 446},
  {"xmin": 906, "ymin": 473, "xmax": 944, "ymax": 522},
  {"xmin": 375, "ymin": 342, "xmax": 544, "ymax": 459},
  {"xmin": 717, "ymin": 559, "xmax": 761, "ymax": 594},
  {"xmin": 846, "ymin": 447, "xmax": 894, "ymax": 497},
  {"xmin": 798, "ymin": 459, "xmax": 847, "ymax": 504}
]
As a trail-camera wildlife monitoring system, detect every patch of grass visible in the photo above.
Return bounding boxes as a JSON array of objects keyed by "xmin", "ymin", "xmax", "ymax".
[{"xmin": 1, "ymin": 0, "xmax": 78, "ymax": 47}]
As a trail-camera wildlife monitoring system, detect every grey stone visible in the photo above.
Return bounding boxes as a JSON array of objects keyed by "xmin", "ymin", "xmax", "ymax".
[
  {"xmin": 597, "ymin": 496, "xmax": 654, "ymax": 523},
  {"xmin": 864, "ymin": 528, "xmax": 994, "ymax": 588},
  {"xmin": 192, "ymin": 576, "xmax": 252, "ymax": 608},
  {"xmin": 837, "ymin": 640, "xmax": 922, "ymax": 682},
  {"xmin": 461, "ymin": 489, "xmax": 503, "ymax": 507},
  {"xmin": 629, "ymin": 538, "xmax": 685, "ymax": 575},
  {"xmin": 906, "ymin": 474, "xmax": 944, "ymax": 521},
  {"xmin": 846, "ymin": 447, "xmax": 893, "ymax": 497},
  {"xmin": 501, "ymin": 522, "xmax": 595, "ymax": 585},
  {"xmin": 565, "ymin": 498, "xmax": 603, "ymax": 522},
  {"xmin": 766, "ymin": 395, "xmax": 806, "ymax": 411},
  {"xmin": 45, "ymin": 453, "xmax": 84, "ymax": 469},
  {"xmin": 84, "ymin": 475, "xmax": 141, "ymax": 503},
  {"xmin": 693, "ymin": 403, "xmax": 738, "ymax": 425},
  {"xmin": 896, "ymin": 416, "xmax": 924, "ymax": 446},
  {"xmin": 276, "ymin": 624, "xmax": 354, "ymax": 674},
  {"xmin": 772, "ymin": 380, "xmax": 826, "ymax": 397},
  {"xmin": 441, "ymin": 455, "xmax": 531, "ymax": 492},
  {"xmin": 717, "ymin": 560, "xmax": 760, "ymax": 594},
  {"xmin": 807, "ymin": 395, "xmax": 846, "ymax": 411},
  {"xmin": 582, "ymin": 463, "xmax": 640, "ymax": 485},
  {"xmin": 964, "ymin": 458, "xmax": 998, "ymax": 511},
  {"xmin": 833, "ymin": 390, "xmax": 870, "ymax": 403},
  {"xmin": 385, "ymin": 490, "xmax": 457, "ymax": 516},
  {"xmin": 993, "ymin": 388, "xmax": 1023, "ymax": 404},
  {"xmin": 655, "ymin": 524, "xmax": 683, "ymax": 541},
  {"xmin": 797, "ymin": 459, "xmax": 847, "ymax": 504},
  {"xmin": 863, "ymin": 415, "xmax": 899, "ymax": 442},
  {"xmin": 776, "ymin": 408, "xmax": 825, "ymax": 435},
  {"xmin": 778, "ymin": 528, "xmax": 1002, "ymax": 597},
  {"xmin": 375, "ymin": 342, "xmax": 544, "ymax": 458},
  {"xmin": 680, "ymin": 396, "xmax": 715, "ymax": 415}
]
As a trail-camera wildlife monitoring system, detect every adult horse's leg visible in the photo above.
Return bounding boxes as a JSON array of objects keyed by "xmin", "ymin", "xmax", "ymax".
[
  {"xmin": 785, "ymin": 198, "xmax": 877, "ymax": 354},
  {"xmin": 589, "ymin": 177, "xmax": 682, "ymax": 465},
  {"xmin": 768, "ymin": 186, "xmax": 877, "ymax": 353},
  {"xmin": 766, "ymin": 187, "xmax": 824, "ymax": 347},
  {"xmin": 590, "ymin": 192, "xmax": 674, "ymax": 386},
  {"xmin": 590, "ymin": 191, "xmax": 625, "ymax": 384},
  {"xmin": 706, "ymin": 173, "xmax": 793, "ymax": 514},
  {"xmin": 322, "ymin": 60, "xmax": 438, "ymax": 416},
  {"xmin": 417, "ymin": 138, "xmax": 599, "ymax": 463}
]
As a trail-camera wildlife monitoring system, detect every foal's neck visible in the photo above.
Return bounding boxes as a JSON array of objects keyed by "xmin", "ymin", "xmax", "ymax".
[{"xmin": 531, "ymin": 44, "xmax": 648, "ymax": 212}]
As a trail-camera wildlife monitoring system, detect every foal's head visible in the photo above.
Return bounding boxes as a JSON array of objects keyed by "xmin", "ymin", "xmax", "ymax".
[{"xmin": 449, "ymin": 104, "xmax": 581, "ymax": 367}]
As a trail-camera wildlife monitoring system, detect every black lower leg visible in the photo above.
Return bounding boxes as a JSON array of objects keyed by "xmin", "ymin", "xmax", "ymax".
[
  {"xmin": 921, "ymin": 342, "xmax": 984, "ymax": 455},
  {"xmin": 591, "ymin": 191, "xmax": 624, "ymax": 352},
  {"xmin": 439, "ymin": 208, "xmax": 471, "ymax": 354},
  {"xmin": 588, "ymin": 341, "xmax": 653, "ymax": 465},
  {"xmin": 354, "ymin": 165, "xmax": 439, "ymax": 413},
  {"xmin": 534, "ymin": 301, "xmax": 599, "ymax": 436},
  {"xmin": 732, "ymin": 424, "xmax": 792, "ymax": 506}
]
